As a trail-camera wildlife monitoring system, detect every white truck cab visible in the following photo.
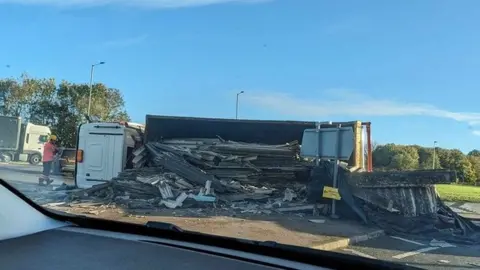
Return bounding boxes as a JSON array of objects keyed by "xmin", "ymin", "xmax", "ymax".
[
  {"xmin": 0, "ymin": 116, "xmax": 52, "ymax": 164},
  {"xmin": 22, "ymin": 123, "xmax": 51, "ymax": 164},
  {"xmin": 75, "ymin": 122, "xmax": 143, "ymax": 189}
]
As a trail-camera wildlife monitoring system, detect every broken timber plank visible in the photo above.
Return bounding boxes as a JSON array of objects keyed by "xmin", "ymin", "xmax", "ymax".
[{"xmin": 146, "ymin": 143, "xmax": 225, "ymax": 192}]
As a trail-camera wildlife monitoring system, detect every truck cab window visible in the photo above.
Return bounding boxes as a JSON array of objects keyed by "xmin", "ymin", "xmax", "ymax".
[{"xmin": 39, "ymin": 135, "xmax": 48, "ymax": 143}]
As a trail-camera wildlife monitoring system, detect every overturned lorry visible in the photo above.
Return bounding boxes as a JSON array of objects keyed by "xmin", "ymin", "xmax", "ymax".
[
  {"xmin": 75, "ymin": 115, "xmax": 370, "ymax": 188},
  {"xmin": 72, "ymin": 115, "xmax": 479, "ymax": 244}
]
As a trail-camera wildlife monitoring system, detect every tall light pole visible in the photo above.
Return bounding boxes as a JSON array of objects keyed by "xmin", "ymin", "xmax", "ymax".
[
  {"xmin": 88, "ymin": 61, "xmax": 105, "ymax": 116},
  {"xmin": 236, "ymin": 91, "xmax": 244, "ymax": 119},
  {"xmin": 433, "ymin": 140, "xmax": 438, "ymax": 169}
]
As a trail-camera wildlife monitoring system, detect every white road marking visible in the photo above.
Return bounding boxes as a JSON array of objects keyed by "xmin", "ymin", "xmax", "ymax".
[
  {"xmin": 390, "ymin": 236, "xmax": 425, "ymax": 246},
  {"xmin": 392, "ymin": 246, "xmax": 441, "ymax": 259},
  {"xmin": 343, "ymin": 248, "xmax": 376, "ymax": 259},
  {"xmin": 430, "ymin": 239, "xmax": 456, "ymax": 248}
]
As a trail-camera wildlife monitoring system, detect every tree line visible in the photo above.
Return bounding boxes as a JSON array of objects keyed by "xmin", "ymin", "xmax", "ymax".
[
  {"xmin": 0, "ymin": 74, "xmax": 129, "ymax": 148},
  {"xmin": 373, "ymin": 144, "xmax": 480, "ymax": 185}
]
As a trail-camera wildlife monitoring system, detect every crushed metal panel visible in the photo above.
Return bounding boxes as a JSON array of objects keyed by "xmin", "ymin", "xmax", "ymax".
[
  {"xmin": 346, "ymin": 170, "xmax": 454, "ymax": 217},
  {"xmin": 354, "ymin": 186, "xmax": 438, "ymax": 217}
]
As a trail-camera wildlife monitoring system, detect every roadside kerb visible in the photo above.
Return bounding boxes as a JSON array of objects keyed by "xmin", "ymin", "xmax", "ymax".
[{"xmin": 310, "ymin": 229, "xmax": 385, "ymax": 251}]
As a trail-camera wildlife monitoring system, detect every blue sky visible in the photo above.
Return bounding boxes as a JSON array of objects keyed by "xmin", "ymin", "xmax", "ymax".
[{"xmin": 0, "ymin": 0, "xmax": 479, "ymax": 152}]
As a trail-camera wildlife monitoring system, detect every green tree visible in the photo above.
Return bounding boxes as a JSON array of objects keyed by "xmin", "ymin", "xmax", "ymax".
[
  {"xmin": 0, "ymin": 74, "xmax": 56, "ymax": 122},
  {"xmin": 373, "ymin": 144, "xmax": 419, "ymax": 170},
  {"xmin": 468, "ymin": 149, "xmax": 480, "ymax": 157},
  {"xmin": 415, "ymin": 146, "xmax": 441, "ymax": 169},
  {"xmin": 372, "ymin": 144, "xmax": 395, "ymax": 168},
  {"xmin": 370, "ymin": 143, "xmax": 478, "ymax": 185},
  {"xmin": 467, "ymin": 155, "xmax": 480, "ymax": 184},
  {"xmin": 57, "ymin": 81, "xmax": 129, "ymax": 122},
  {"xmin": 457, "ymin": 158, "xmax": 476, "ymax": 184},
  {"xmin": 0, "ymin": 78, "xmax": 16, "ymax": 115},
  {"xmin": 390, "ymin": 145, "xmax": 419, "ymax": 170},
  {"xmin": 53, "ymin": 82, "xmax": 130, "ymax": 147},
  {"xmin": 436, "ymin": 148, "xmax": 475, "ymax": 183},
  {"xmin": 437, "ymin": 148, "xmax": 455, "ymax": 170},
  {"xmin": 0, "ymin": 75, "xmax": 130, "ymax": 148}
]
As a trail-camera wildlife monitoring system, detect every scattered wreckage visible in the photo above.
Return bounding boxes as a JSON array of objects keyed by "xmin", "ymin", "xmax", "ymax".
[
  {"xmin": 69, "ymin": 139, "xmax": 311, "ymax": 213},
  {"xmin": 63, "ymin": 137, "xmax": 480, "ymax": 244}
]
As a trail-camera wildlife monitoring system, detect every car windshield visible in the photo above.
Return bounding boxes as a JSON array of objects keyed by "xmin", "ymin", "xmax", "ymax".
[{"xmin": 1, "ymin": 1, "xmax": 480, "ymax": 269}]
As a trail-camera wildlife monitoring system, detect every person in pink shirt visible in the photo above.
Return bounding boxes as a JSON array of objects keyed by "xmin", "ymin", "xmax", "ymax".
[{"xmin": 39, "ymin": 135, "xmax": 58, "ymax": 186}]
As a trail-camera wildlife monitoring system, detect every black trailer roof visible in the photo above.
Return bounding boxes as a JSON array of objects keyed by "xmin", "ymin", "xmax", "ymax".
[{"xmin": 145, "ymin": 115, "xmax": 317, "ymax": 145}]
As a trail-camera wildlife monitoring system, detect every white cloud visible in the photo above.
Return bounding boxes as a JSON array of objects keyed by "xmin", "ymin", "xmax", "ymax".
[
  {"xmin": 244, "ymin": 90, "xmax": 480, "ymax": 136},
  {"xmin": 101, "ymin": 35, "xmax": 148, "ymax": 48},
  {"xmin": 0, "ymin": 0, "xmax": 271, "ymax": 8}
]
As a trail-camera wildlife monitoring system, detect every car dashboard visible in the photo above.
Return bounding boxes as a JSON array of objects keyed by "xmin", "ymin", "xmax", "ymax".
[{"xmin": 0, "ymin": 227, "xmax": 320, "ymax": 270}]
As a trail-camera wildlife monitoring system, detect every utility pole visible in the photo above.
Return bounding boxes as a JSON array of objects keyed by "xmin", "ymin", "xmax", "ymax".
[
  {"xmin": 433, "ymin": 140, "xmax": 438, "ymax": 169},
  {"xmin": 235, "ymin": 91, "xmax": 244, "ymax": 119},
  {"xmin": 88, "ymin": 61, "xmax": 105, "ymax": 116}
]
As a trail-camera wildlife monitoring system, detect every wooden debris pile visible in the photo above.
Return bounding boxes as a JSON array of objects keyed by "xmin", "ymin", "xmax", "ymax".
[
  {"xmin": 146, "ymin": 138, "xmax": 311, "ymax": 186},
  {"xmin": 69, "ymin": 166, "xmax": 307, "ymax": 211},
  {"xmin": 68, "ymin": 169, "xmax": 164, "ymax": 208},
  {"xmin": 69, "ymin": 138, "xmax": 312, "ymax": 211}
]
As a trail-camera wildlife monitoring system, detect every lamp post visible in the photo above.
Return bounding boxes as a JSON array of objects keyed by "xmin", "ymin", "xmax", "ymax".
[
  {"xmin": 236, "ymin": 91, "xmax": 244, "ymax": 120},
  {"xmin": 87, "ymin": 61, "xmax": 105, "ymax": 116},
  {"xmin": 433, "ymin": 140, "xmax": 438, "ymax": 169}
]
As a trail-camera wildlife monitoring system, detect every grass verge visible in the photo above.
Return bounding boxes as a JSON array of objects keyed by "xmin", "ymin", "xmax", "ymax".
[{"xmin": 436, "ymin": 184, "xmax": 480, "ymax": 203}]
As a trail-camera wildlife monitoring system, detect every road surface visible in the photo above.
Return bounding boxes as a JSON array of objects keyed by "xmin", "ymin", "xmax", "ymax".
[
  {"xmin": 446, "ymin": 202, "xmax": 480, "ymax": 217},
  {"xmin": 336, "ymin": 234, "xmax": 480, "ymax": 269},
  {"xmin": 334, "ymin": 199, "xmax": 480, "ymax": 269},
  {"xmin": 0, "ymin": 162, "xmax": 73, "ymax": 186}
]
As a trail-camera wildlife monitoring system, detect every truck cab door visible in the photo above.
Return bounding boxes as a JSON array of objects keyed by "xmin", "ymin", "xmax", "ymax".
[
  {"xmin": 84, "ymin": 135, "xmax": 109, "ymax": 181},
  {"xmin": 76, "ymin": 123, "xmax": 126, "ymax": 189}
]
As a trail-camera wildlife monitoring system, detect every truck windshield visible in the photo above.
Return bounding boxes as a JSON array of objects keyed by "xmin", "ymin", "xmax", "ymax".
[
  {"xmin": 39, "ymin": 136, "xmax": 48, "ymax": 143},
  {"xmin": 0, "ymin": 1, "xmax": 480, "ymax": 269}
]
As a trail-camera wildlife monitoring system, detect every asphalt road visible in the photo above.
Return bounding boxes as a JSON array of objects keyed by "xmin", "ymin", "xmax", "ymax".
[
  {"xmin": 446, "ymin": 202, "xmax": 480, "ymax": 217},
  {"xmin": 0, "ymin": 162, "xmax": 72, "ymax": 186},
  {"xmin": 336, "ymin": 234, "xmax": 480, "ymax": 269}
]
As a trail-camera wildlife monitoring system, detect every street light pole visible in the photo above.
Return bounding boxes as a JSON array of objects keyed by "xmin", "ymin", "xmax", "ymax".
[
  {"xmin": 433, "ymin": 141, "xmax": 438, "ymax": 169},
  {"xmin": 235, "ymin": 91, "xmax": 244, "ymax": 119},
  {"xmin": 87, "ymin": 61, "xmax": 105, "ymax": 116}
]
